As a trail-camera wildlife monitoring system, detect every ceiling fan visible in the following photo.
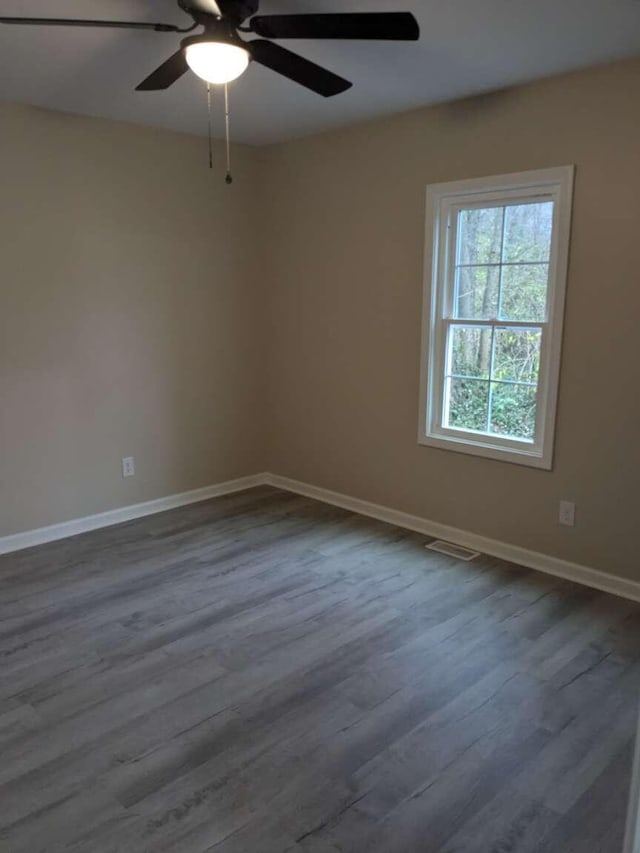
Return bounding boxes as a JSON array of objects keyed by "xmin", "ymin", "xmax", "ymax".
[{"xmin": 0, "ymin": 1, "xmax": 420, "ymax": 96}]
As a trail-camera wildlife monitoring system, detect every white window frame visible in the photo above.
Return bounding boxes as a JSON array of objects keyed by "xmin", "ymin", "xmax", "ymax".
[{"xmin": 418, "ymin": 166, "xmax": 574, "ymax": 470}]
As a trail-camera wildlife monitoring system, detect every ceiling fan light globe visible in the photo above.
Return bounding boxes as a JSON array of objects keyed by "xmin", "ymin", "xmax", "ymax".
[{"xmin": 185, "ymin": 41, "xmax": 249, "ymax": 85}]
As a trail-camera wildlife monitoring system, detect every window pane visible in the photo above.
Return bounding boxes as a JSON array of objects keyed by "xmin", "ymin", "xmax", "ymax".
[
  {"xmin": 492, "ymin": 328, "xmax": 541, "ymax": 383},
  {"xmin": 500, "ymin": 264, "xmax": 549, "ymax": 322},
  {"xmin": 502, "ymin": 202, "xmax": 554, "ymax": 263},
  {"xmin": 446, "ymin": 378, "xmax": 489, "ymax": 432},
  {"xmin": 458, "ymin": 207, "xmax": 504, "ymax": 265},
  {"xmin": 450, "ymin": 326, "xmax": 492, "ymax": 378},
  {"xmin": 455, "ymin": 266, "xmax": 500, "ymax": 319},
  {"xmin": 489, "ymin": 382, "xmax": 537, "ymax": 440}
]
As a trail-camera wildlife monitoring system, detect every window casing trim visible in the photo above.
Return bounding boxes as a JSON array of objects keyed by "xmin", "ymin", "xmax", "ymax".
[{"xmin": 418, "ymin": 166, "xmax": 575, "ymax": 470}]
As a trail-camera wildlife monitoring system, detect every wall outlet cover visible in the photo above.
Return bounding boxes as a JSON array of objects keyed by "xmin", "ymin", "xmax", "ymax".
[
  {"xmin": 122, "ymin": 457, "xmax": 135, "ymax": 478},
  {"xmin": 559, "ymin": 500, "xmax": 575, "ymax": 527}
]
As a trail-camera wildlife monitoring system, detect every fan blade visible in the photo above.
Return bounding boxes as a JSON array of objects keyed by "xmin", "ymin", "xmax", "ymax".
[
  {"xmin": 136, "ymin": 51, "xmax": 189, "ymax": 91},
  {"xmin": 0, "ymin": 17, "xmax": 185, "ymax": 33},
  {"xmin": 248, "ymin": 40, "xmax": 351, "ymax": 97},
  {"xmin": 250, "ymin": 12, "xmax": 419, "ymax": 41}
]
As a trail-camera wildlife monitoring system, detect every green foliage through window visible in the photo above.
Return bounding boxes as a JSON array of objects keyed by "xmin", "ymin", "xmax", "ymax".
[{"xmin": 444, "ymin": 201, "xmax": 552, "ymax": 441}]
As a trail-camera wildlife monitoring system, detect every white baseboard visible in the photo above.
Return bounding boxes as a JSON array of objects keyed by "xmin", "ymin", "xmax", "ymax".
[
  {"xmin": 264, "ymin": 473, "xmax": 640, "ymax": 604},
  {"xmin": 3, "ymin": 470, "xmax": 638, "ymax": 605},
  {"xmin": 0, "ymin": 474, "xmax": 267, "ymax": 555}
]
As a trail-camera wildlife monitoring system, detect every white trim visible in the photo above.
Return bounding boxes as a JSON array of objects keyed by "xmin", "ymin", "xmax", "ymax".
[
  {"xmin": 263, "ymin": 473, "xmax": 640, "ymax": 604},
  {"xmin": 418, "ymin": 166, "xmax": 575, "ymax": 470},
  {"xmin": 3, "ymin": 470, "xmax": 639, "ymax": 606},
  {"xmin": 0, "ymin": 474, "xmax": 267, "ymax": 555}
]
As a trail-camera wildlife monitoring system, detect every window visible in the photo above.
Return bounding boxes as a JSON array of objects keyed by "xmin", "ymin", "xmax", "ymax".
[{"xmin": 419, "ymin": 167, "xmax": 574, "ymax": 469}]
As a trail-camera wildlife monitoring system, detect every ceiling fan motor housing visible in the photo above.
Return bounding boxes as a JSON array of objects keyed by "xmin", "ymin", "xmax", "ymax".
[
  {"xmin": 181, "ymin": 19, "xmax": 245, "ymax": 51},
  {"xmin": 178, "ymin": 0, "xmax": 260, "ymax": 27}
]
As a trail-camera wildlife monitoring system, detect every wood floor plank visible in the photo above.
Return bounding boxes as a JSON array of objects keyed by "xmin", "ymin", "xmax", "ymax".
[{"xmin": 0, "ymin": 485, "xmax": 638, "ymax": 852}]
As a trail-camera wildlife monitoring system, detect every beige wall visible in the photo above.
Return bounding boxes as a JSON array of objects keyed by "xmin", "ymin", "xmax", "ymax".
[
  {"xmin": 0, "ymin": 103, "xmax": 265, "ymax": 535},
  {"xmin": 2, "ymin": 59, "xmax": 639, "ymax": 582},
  {"xmin": 260, "ymin": 58, "xmax": 640, "ymax": 581}
]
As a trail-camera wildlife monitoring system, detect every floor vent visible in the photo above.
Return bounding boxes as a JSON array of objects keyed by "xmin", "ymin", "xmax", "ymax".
[{"xmin": 426, "ymin": 540, "xmax": 480, "ymax": 561}]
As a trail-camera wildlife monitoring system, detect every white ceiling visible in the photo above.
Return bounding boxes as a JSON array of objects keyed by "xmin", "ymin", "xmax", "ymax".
[{"xmin": 1, "ymin": 0, "xmax": 639, "ymax": 145}]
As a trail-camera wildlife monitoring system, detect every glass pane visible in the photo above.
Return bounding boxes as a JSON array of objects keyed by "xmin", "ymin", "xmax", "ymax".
[
  {"xmin": 492, "ymin": 328, "xmax": 541, "ymax": 383},
  {"xmin": 446, "ymin": 378, "xmax": 489, "ymax": 432},
  {"xmin": 450, "ymin": 326, "xmax": 492, "ymax": 379},
  {"xmin": 455, "ymin": 266, "xmax": 500, "ymax": 319},
  {"xmin": 489, "ymin": 382, "xmax": 537, "ymax": 440},
  {"xmin": 458, "ymin": 207, "xmax": 504, "ymax": 265},
  {"xmin": 499, "ymin": 264, "xmax": 549, "ymax": 322},
  {"xmin": 502, "ymin": 202, "xmax": 554, "ymax": 263}
]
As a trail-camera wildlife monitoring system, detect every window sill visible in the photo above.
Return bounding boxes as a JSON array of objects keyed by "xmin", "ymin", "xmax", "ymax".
[{"xmin": 418, "ymin": 431, "xmax": 553, "ymax": 470}]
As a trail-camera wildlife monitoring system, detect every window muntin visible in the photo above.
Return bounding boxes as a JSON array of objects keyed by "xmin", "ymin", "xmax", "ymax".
[{"xmin": 419, "ymin": 168, "xmax": 574, "ymax": 469}]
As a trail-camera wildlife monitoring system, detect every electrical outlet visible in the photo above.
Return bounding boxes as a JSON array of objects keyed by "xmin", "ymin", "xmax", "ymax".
[
  {"xmin": 122, "ymin": 456, "xmax": 135, "ymax": 478},
  {"xmin": 559, "ymin": 500, "xmax": 575, "ymax": 527}
]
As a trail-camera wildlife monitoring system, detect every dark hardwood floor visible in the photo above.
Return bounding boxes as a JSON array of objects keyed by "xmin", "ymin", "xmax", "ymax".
[{"xmin": 0, "ymin": 486, "xmax": 638, "ymax": 852}]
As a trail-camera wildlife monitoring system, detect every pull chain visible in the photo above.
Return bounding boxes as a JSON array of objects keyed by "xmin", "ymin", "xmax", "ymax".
[
  {"xmin": 205, "ymin": 81, "xmax": 233, "ymax": 183},
  {"xmin": 224, "ymin": 83, "xmax": 233, "ymax": 185},
  {"xmin": 206, "ymin": 83, "xmax": 213, "ymax": 170}
]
